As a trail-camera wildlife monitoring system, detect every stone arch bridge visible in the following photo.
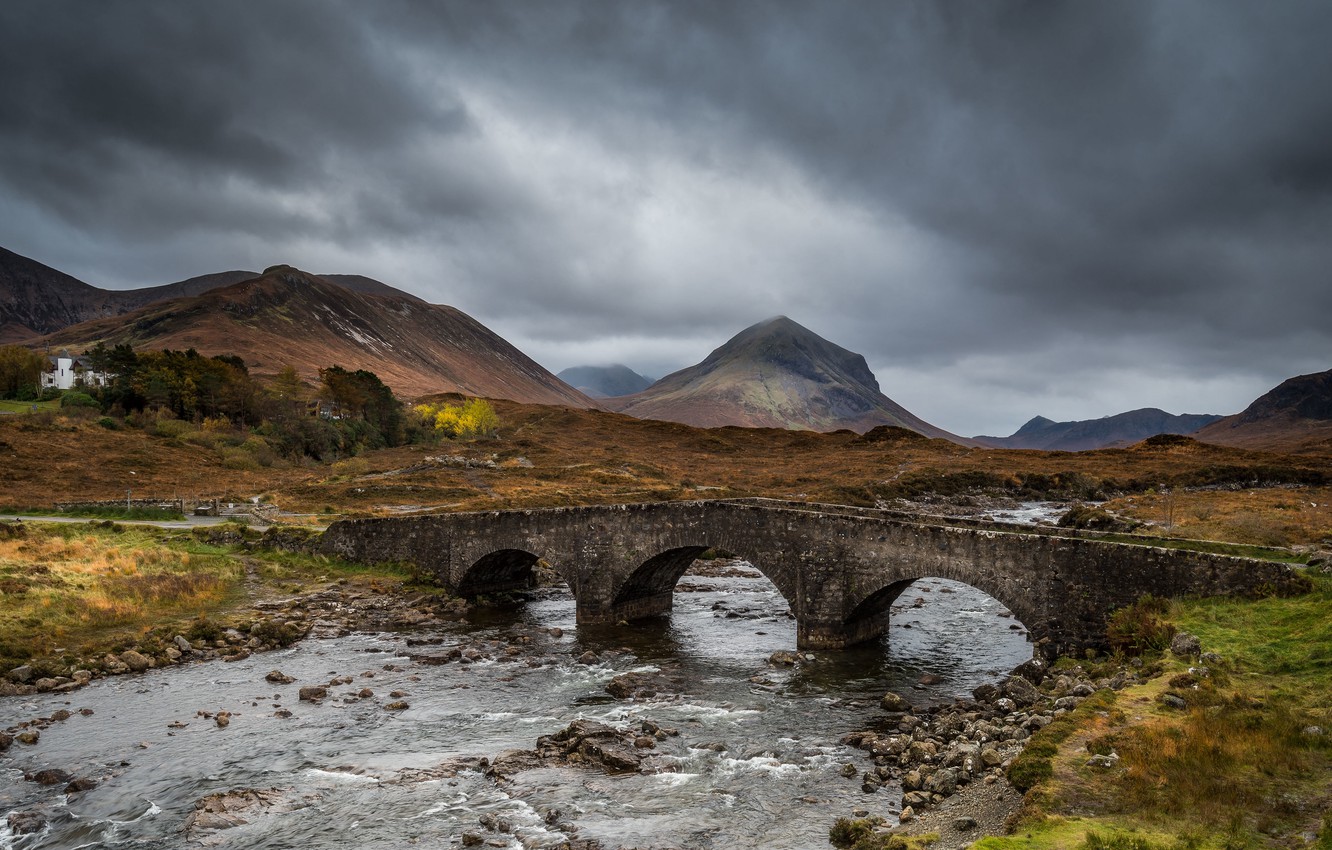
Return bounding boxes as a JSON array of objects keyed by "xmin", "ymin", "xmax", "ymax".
[{"xmin": 319, "ymin": 499, "xmax": 1305, "ymax": 658}]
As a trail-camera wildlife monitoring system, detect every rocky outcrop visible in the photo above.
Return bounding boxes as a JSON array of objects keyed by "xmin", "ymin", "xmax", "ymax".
[
  {"xmin": 488, "ymin": 719, "xmax": 677, "ymax": 782},
  {"xmin": 605, "ymin": 670, "xmax": 682, "ymax": 700},
  {"xmin": 184, "ymin": 788, "xmax": 292, "ymax": 837},
  {"xmin": 3, "ymin": 581, "xmax": 469, "ymax": 696}
]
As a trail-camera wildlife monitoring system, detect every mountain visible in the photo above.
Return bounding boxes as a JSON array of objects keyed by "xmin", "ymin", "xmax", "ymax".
[
  {"xmin": 1194, "ymin": 368, "xmax": 1332, "ymax": 453},
  {"xmin": 557, "ymin": 364, "xmax": 653, "ymax": 398},
  {"xmin": 1, "ymin": 247, "xmax": 111, "ymax": 341},
  {"xmin": 974, "ymin": 408, "xmax": 1223, "ymax": 451},
  {"xmin": 0, "ymin": 246, "xmax": 255, "ymax": 340},
  {"xmin": 609, "ymin": 316, "xmax": 970, "ymax": 442},
  {"xmin": 34, "ymin": 264, "xmax": 595, "ymax": 407}
]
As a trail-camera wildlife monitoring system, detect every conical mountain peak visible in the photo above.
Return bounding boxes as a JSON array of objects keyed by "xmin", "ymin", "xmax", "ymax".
[{"xmin": 612, "ymin": 317, "xmax": 968, "ymax": 442}]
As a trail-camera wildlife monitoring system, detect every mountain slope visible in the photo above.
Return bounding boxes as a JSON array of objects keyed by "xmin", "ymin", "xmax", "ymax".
[
  {"xmin": 557, "ymin": 364, "xmax": 653, "ymax": 398},
  {"xmin": 974, "ymin": 408, "xmax": 1223, "ymax": 451},
  {"xmin": 1, "ymin": 247, "xmax": 111, "ymax": 341},
  {"xmin": 0, "ymin": 246, "xmax": 257, "ymax": 340},
  {"xmin": 610, "ymin": 316, "xmax": 969, "ymax": 442},
  {"xmin": 1194, "ymin": 368, "xmax": 1332, "ymax": 453},
  {"xmin": 35, "ymin": 264, "xmax": 595, "ymax": 407}
]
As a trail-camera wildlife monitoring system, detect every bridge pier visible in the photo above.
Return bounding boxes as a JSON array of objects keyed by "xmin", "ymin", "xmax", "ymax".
[
  {"xmin": 797, "ymin": 614, "xmax": 890, "ymax": 651},
  {"xmin": 576, "ymin": 591, "xmax": 674, "ymax": 625}
]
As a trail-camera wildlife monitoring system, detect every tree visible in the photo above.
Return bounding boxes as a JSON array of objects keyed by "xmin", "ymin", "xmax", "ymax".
[
  {"xmin": 414, "ymin": 397, "xmax": 501, "ymax": 439},
  {"xmin": 318, "ymin": 366, "xmax": 404, "ymax": 446},
  {"xmin": 0, "ymin": 345, "xmax": 45, "ymax": 399}
]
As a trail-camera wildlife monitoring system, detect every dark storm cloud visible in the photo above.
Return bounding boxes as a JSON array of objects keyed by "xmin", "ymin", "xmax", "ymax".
[{"xmin": 1, "ymin": 1, "xmax": 1329, "ymax": 434}]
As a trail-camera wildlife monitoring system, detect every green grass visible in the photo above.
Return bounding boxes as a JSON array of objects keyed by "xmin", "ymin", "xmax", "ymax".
[
  {"xmin": 975, "ymin": 820, "xmax": 1204, "ymax": 850},
  {"xmin": 0, "ymin": 504, "xmax": 188, "ymax": 521},
  {"xmin": 1094, "ymin": 533, "xmax": 1309, "ymax": 564},
  {"xmin": 1176, "ymin": 572, "xmax": 1332, "ymax": 699},
  {"xmin": 0, "ymin": 398, "xmax": 60, "ymax": 414}
]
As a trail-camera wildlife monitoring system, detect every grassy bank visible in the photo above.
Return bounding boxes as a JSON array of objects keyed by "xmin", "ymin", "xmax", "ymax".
[
  {"xmin": 0, "ymin": 519, "xmax": 414, "ymax": 674},
  {"xmin": 0, "ymin": 398, "xmax": 61, "ymax": 415},
  {"xmin": 977, "ymin": 572, "xmax": 1332, "ymax": 850},
  {"xmin": 0, "ymin": 504, "xmax": 188, "ymax": 521}
]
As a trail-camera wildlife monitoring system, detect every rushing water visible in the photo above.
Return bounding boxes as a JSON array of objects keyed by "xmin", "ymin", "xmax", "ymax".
[{"xmin": 0, "ymin": 564, "xmax": 1031, "ymax": 849}]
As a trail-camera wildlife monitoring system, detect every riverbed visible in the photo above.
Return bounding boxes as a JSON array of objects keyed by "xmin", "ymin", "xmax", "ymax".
[{"xmin": 1, "ymin": 563, "xmax": 1031, "ymax": 849}]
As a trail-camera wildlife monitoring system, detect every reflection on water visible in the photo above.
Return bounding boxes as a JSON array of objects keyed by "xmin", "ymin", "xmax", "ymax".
[{"xmin": 0, "ymin": 564, "xmax": 1029, "ymax": 849}]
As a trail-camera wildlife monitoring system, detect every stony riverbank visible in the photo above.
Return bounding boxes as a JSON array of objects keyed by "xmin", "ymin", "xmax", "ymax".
[{"xmin": 0, "ymin": 579, "xmax": 470, "ymax": 699}]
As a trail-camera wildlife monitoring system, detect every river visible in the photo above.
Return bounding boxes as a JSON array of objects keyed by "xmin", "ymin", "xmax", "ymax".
[{"xmin": 1, "ymin": 563, "xmax": 1031, "ymax": 849}]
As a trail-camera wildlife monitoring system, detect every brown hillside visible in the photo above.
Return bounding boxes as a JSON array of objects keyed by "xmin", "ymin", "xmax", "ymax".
[
  {"xmin": 2, "ymin": 402, "xmax": 1328, "ymax": 547},
  {"xmin": 34, "ymin": 265, "xmax": 596, "ymax": 407},
  {"xmin": 1194, "ymin": 368, "xmax": 1332, "ymax": 454}
]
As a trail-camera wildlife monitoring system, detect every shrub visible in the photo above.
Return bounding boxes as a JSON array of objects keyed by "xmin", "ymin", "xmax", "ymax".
[
  {"xmin": 186, "ymin": 615, "xmax": 224, "ymax": 643},
  {"xmin": 240, "ymin": 436, "xmax": 277, "ymax": 467},
  {"xmin": 219, "ymin": 448, "xmax": 260, "ymax": 470},
  {"xmin": 97, "ymin": 416, "xmax": 119, "ymax": 430},
  {"xmin": 60, "ymin": 391, "xmax": 99, "ymax": 409},
  {"xmin": 414, "ymin": 398, "xmax": 501, "ymax": 439},
  {"xmin": 249, "ymin": 618, "xmax": 302, "ymax": 647},
  {"xmin": 830, "ymin": 818, "xmax": 876, "ymax": 849},
  {"xmin": 1106, "ymin": 595, "xmax": 1177, "ymax": 656},
  {"xmin": 1059, "ymin": 505, "xmax": 1141, "ymax": 532},
  {"xmin": 151, "ymin": 418, "xmax": 193, "ymax": 438},
  {"xmin": 828, "ymin": 818, "xmax": 935, "ymax": 850},
  {"xmin": 183, "ymin": 430, "xmax": 225, "ymax": 449}
]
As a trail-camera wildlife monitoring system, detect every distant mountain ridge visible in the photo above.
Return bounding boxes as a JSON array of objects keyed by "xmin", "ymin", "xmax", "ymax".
[
  {"xmin": 27, "ymin": 260, "xmax": 595, "ymax": 407},
  {"xmin": 974, "ymin": 408, "xmax": 1223, "ymax": 451},
  {"xmin": 557, "ymin": 364, "xmax": 653, "ymax": 398},
  {"xmin": 1194, "ymin": 368, "xmax": 1332, "ymax": 453},
  {"xmin": 0, "ymin": 246, "xmax": 258, "ymax": 342},
  {"xmin": 610, "ymin": 316, "xmax": 970, "ymax": 443}
]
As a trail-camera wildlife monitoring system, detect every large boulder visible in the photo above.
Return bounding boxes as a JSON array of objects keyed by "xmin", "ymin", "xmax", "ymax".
[
  {"xmin": 1170, "ymin": 632, "xmax": 1202, "ymax": 659},
  {"xmin": 120, "ymin": 650, "xmax": 152, "ymax": 673},
  {"xmin": 1003, "ymin": 675, "xmax": 1040, "ymax": 707},
  {"xmin": 535, "ymin": 720, "xmax": 650, "ymax": 775},
  {"xmin": 923, "ymin": 767, "xmax": 958, "ymax": 796},
  {"xmin": 7, "ymin": 812, "xmax": 45, "ymax": 835},
  {"xmin": 1012, "ymin": 657, "xmax": 1047, "ymax": 685},
  {"xmin": 605, "ymin": 672, "xmax": 664, "ymax": 700},
  {"xmin": 880, "ymin": 691, "xmax": 913, "ymax": 713}
]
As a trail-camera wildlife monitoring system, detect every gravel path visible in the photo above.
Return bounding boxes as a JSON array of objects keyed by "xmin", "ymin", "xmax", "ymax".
[{"xmin": 894, "ymin": 779, "xmax": 1024, "ymax": 849}]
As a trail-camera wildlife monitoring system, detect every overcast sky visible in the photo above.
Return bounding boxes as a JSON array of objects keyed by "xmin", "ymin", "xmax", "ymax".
[{"xmin": 2, "ymin": 1, "xmax": 1329, "ymax": 436}]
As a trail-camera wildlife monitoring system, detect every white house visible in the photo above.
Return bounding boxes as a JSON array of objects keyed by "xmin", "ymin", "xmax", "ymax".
[{"xmin": 40, "ymin": 351, "xmax": 112, "ymax": 391}]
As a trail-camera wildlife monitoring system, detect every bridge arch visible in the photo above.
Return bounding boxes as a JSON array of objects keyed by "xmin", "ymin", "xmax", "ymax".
[
  {"xmin": 844, "ymin": 573, "xmax": 1040, "ymax": 650},
  {"xmin": 843, "ymin": 563, "xmax": 1046, "ymax": 649},
  {"xmin": 457, "ymin": 548, "xmax": 543, "ymax": 598},
  {"xmin": 608, "ymin": 545, "xmax": 800, "ymax": 624}
]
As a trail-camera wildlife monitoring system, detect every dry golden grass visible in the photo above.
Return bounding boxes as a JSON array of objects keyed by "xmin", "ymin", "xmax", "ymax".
[
  {"xmin": 253, "ymin": 400, "xmax": 1332, "ymax": 526},
  {"xmin": 0, "ymin": 524, "xmax": 240, "ymax": 665},
  {"xmin": 1107, "ymin": 487, "xmax": 1332, "ymax": 547}
]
